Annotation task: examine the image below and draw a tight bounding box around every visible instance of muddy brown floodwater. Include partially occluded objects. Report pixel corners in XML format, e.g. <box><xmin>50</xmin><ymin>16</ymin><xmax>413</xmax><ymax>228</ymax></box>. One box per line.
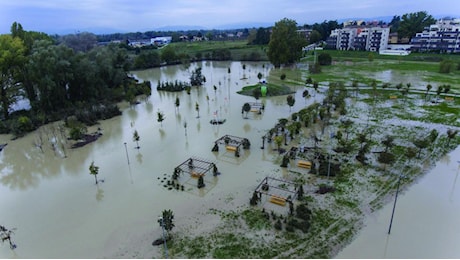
<box><xmin>0</xmin><ymin>61</ymin><xmax>459</xmax><ymax>258</ymax></box>
<box><xmin>0</xmin><ymin>61</ymin><xmax>311</xmax><ymax>258</ymax></box>
<box><xmin>336</xmin><ymin>145</ymin><xmax>460</xmax><ymax>258</ymax></box>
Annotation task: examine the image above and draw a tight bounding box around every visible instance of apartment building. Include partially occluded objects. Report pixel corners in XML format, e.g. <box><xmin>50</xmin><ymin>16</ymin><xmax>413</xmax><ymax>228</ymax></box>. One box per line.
<box><xmin>326</xmin><ymin>28</ymin><xmax>357</xmax><ymax>50</ymax></box>
<box><xmin>410</xmin><ymin>18</ymin><xmax>460</xmax><ymax>53</ymax></box>
<box><xmin>326</xmin><ymin>26</ymin><xmax>389</xmax><ymax>51</ymax></box>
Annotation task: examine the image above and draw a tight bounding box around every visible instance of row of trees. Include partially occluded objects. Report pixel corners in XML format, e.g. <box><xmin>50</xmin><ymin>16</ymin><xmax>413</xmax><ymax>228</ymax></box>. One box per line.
<box><xmin>1</xmin><ymin>22</ymin><xmax>149</xmax><ymax>135</ymax></box>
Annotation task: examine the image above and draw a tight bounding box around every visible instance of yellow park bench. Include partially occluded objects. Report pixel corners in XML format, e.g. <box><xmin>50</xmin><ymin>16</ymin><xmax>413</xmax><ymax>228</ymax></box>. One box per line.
<box><xmin>191</xmin><ymin>171</ymin><xmax>204</xmax><ymax>178</ymax></box>
<box><xmin>298</xmin><ymin>160</ymin><xmax>312</xmax><ymax>169</ymax></box>
<box><xmin>226</xmin><ymin>146</ymin><xmax>237</xmax><ymax>151</ymax></box>
<box><xmin>269</xmin><ymin>195</ymin><xmax>286</xmax><ymax>206</ymax></box>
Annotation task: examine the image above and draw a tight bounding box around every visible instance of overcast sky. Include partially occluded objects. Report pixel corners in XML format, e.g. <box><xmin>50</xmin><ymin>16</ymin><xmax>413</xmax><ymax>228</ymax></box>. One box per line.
<box><xmin>1</xmin><ymin>0</ymin><xmax>458</xmax><ymax>34</ymax></box>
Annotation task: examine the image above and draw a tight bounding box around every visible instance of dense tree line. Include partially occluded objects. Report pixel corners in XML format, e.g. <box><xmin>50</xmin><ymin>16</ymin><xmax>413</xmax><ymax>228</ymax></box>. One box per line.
<box><xmin>249</xmin><ymin>27</ymin><xmax>271</xmax><ymax>45</ymax></box>
<box><xmin>96</xmin><ymin>28</ymin><xmax>250</xmax><ymax>43</ymax></box>
<box><xmin>0</xmin><ymin>22</ymin><xmax>148</xmax><ymax>135</ymax></box>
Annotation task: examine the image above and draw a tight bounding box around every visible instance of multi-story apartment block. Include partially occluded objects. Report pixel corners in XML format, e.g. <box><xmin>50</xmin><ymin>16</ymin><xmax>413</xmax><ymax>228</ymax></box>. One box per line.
<box><xmin>326</xmin><ymin>26</ymin><xmax>389</xmax><ymax>51</ymax></box>
<box><xmin>326</xmin><ymin>28</ymin><xmax>357</xmax><ymax>50</ymax></box>
<box><xmin>410</xmin><ymin>18</ymin><xmax>460</xmax><ymax>53</ymax></box>
<box><xmin>297</xmin><ymin>29</ymin><xmax>313</xmax><ymax>42</ymax></box>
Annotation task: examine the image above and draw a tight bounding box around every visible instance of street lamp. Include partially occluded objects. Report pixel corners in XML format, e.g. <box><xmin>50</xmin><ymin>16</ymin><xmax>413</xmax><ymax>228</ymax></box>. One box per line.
<box><xmin>388</xmin><ymin>174</ymin><xmax>404</xmax><ymax>234</ymax></box>
<box><xmin>158</xmin><ymin>217</ymin><xmax>169</xmax><ymax>258</ymax></box>
<box><xmin>123</xmin><ymin>142</ymin><xmax>130</xmax><ymax>165</ymax></box>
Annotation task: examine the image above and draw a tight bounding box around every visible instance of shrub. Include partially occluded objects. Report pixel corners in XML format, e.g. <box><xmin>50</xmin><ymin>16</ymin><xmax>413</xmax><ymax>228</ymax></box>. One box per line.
<box><xmin>280</xmin><ymin>73</ymin><xmax>286</xmax><ymax>80</ymax></box>
<box><xmin>439</xmin><ymin>60</ymin><xmax>454</xmax><ymax>73</ymax></box>
<box><xmin>69</xmin><ymin>126</ymin><xmax>87</xmax><ymax>140</ymax></box>
<box><xmin>13</xmin><ymin>116</ymin><xmax>34</xmax><ymax>135</ymax></box>
<box><xmin>318</xmin><ymin>53</ymin><xmax>332</xmax><ymax>65</ymax></box>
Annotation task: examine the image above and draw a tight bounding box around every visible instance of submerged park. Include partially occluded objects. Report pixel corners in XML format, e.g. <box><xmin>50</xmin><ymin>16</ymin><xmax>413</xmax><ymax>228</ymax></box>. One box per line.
<box><xmin>1</xmin><ymin>46</ymin><xmax>460</xmax><ymax>257</ymax></box>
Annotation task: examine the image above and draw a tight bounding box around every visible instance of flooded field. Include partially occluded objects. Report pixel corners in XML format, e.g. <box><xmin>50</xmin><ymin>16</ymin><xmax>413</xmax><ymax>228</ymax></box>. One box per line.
<box><xmin>0</xmin><ymin>61</ymin><xmax>459</xmax><ymax>258</ymax></box>
<box><xmin>0</xmin><ymin>61</ymin><xmax>313</xmax><ymax>258</ymax></box>
<box><xmin>336</xmin><ymin>145</ymin><xmax>460</xmax><ymax>258</ymax></box>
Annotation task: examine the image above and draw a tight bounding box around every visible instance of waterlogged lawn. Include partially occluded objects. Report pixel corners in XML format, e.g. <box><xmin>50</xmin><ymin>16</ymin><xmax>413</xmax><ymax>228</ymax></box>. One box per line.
<box><xmin>164</xmin><ymin>54</ymin><xmax>460</xmax><ymax>259</ymax></box>
<box><xmin>305</xmin><ymin>57</ymin><xmax>460</xmax><ymax>90</ymax></box>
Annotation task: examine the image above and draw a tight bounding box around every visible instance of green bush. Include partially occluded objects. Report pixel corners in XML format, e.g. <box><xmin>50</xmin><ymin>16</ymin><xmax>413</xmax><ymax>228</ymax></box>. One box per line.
<box><xmin>69</xmin><ymin>125</ymin><xmax>87</xmax><ymax>140</ymax></box>
<box><xmin>318</xmin><ymin>53</ymin><xmax>332</xmax><ymax>65</ymax></box>
<box><xmin>439</xmin><ymin>60</ymin><xmax>454</xmax><ymax>73</ymax></box>
<box><xmin>13</xmin><ymin>116</ymin><xmax>34</xmax><ymax>135</ymax></box>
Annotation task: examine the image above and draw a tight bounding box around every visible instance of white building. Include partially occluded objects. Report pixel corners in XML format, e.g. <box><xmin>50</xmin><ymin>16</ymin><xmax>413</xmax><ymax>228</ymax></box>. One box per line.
<box><xmin>326</xmin><ymin>26</ymin><xmax>389</xmax><ymax>51</ymax></box>
<box><xmin>411</xmin><ymin>18</ymin><xmax>460</xmax><ymax>53</ymax></box>
<box><xmin>150</xmin><ymin>36</ymin><xmax>172</xmax><ymax>46</ymax></box>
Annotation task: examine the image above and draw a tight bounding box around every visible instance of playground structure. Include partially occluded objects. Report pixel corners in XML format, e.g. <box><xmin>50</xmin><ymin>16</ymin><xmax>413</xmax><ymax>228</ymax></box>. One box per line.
<box><xmin>169</xmin><ymin>156</ymin><xmax>220</xmax><ymax>191</ymax></box>
<box><xmin>254</xmin><ymin>176</ymin><xmax>298</xmax><ymax>208</ymax></box>
<box><xmin>211</xmin><ymin>135</ymin><xmax>251</xmax><ymax>157</ymax></box>
<box><xmin>173</xmin><ymin>156</ymin><xmax>219</xmax><ymax>178</ymax></box>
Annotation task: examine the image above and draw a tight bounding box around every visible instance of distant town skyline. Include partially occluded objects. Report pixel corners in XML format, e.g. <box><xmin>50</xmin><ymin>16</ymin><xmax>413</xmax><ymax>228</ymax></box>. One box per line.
<box><xmin>1</xmin><ymin>0</ymin><xmax>458</xmax><ymax>35</ymax></box>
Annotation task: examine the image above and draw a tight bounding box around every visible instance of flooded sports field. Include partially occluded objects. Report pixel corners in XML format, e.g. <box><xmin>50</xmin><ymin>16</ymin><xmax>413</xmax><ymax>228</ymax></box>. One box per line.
<box><xmin>1</xmin><ymin>61</ymin><xmax>459</xmax><ymax>258</ymax></box>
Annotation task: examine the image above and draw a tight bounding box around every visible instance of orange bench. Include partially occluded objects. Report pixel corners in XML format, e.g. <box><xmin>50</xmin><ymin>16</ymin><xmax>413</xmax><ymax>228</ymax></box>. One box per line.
<box><xmin>297</xmin><ymin>160</ymin><xmax>312</xmax><ymax>169</ymax></box>
<box><xmin>226</xmin><ymin>146</ymin><xmax>237</xmax><ymax>151</ymax></box>
<box><xmin>269</xmin><ymin>195</ymin><xmax>286</xmax><ymax>206</ymax></box>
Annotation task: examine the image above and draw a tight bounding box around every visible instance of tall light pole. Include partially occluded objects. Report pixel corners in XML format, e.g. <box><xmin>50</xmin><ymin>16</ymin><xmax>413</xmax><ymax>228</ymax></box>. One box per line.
<box><xmin>158</xmin><ymin>217</ymin><xmax>169</xmax><ymax>258</ymax></box>
<box><xmin>123</xmin><ymin>142</ymin><xmax>130</xmax><ymax>165</ymax></box>
<box><xmin>388</xmin><ymin>174</ymin><xmax>403</xmax><ymax>234</ymax></box>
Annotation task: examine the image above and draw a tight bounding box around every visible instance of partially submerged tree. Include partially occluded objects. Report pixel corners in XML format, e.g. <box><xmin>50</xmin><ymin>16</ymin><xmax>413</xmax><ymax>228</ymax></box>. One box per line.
<box><xmin>302</xmin><ymin>90</ymin><xmax>310</xmax><ymax>104</ymax></box>
<box><xmin>446</xmin><ymin>129</ymin><xmax>459</xmax><ymax>147</ymax></box>
<box><xmin>89</xmin><ymin>161</ymin><xmax>100</xmax><ymax>185</ymax></box>
<box><xmin>190</xmin><ymin>67</ymin><xmax>205</xmax><ymax>86</ymax></box>
<box><xmin>425</xmin><ymin>84</ymin><xmax>432</xmax><ymax>102</ymax></box>
<box><xmin>242</xmin><ymin>103</ymin><xmax>251</xmax><ymax>118</ymax></box>
<box><xmin>381</xmin><ymin>135</ymin><xmax>395</xmax><ymax>152</ymax></box>
<box><xmin>133</xmin><ymin>130</ymin><xmax>140</xmax><ymax>149</ymax></box>
<box><xmin>195</xmin><ymin>102</ymin><xmax>200</xmax><ymax>118</ymax></box>
<box><xmin>175</xmin><ymin>96</ymin><xmax>180</xmax><ymax>112</ymax></box>
<box><xmin>158</xmin><ymin>209</ymin><xmax>175</xmax><ymax>238</ymax></box>
<box><xmin>378</xmin><ymin>152</ymin><xmax>395</xmax><ymax>171</ymax></box>
<box><xmin>287</xmin><ymin>95</ymin><xmax>295</xmax><ymax>111</ymax></box>
<box><xmin>413</xmin><ymin>137</ymin><xmax>430</xmax><ymax>158</ymax></box>
<box><xmin>0</xmin><ymin>225</ymin><xmax>16</xmax><ymax>249</ymax></box>
<box><xmin>157</xmin><ymin>111</ymin><xmax>165</xmax><ymax>126</ymax></box>
<box><xmin>274</xmin><ymin>135</ymin><xmax>283</xmax><ymax>151</ymax></box>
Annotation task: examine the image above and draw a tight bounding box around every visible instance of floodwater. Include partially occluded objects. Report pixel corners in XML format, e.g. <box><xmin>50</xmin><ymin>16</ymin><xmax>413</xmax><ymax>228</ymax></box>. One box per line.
<box><xmin>0</xmin><ymin>60</ymin><xmax>459</xmax><ymax>258</ymax></box>
<box><xmin>0</xmin><ymin>61</ymin><xmax>316</xmax><ymax>258</ymax></box>
<box><xmin>373</xmin><ymin>69</ymin><xmax>429</xmax><ymax>90</ymax></box>
<box><xmin>336</xmin><ymin>145</ymin><xmax>460</xmax><ymax>259</ymax></box>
